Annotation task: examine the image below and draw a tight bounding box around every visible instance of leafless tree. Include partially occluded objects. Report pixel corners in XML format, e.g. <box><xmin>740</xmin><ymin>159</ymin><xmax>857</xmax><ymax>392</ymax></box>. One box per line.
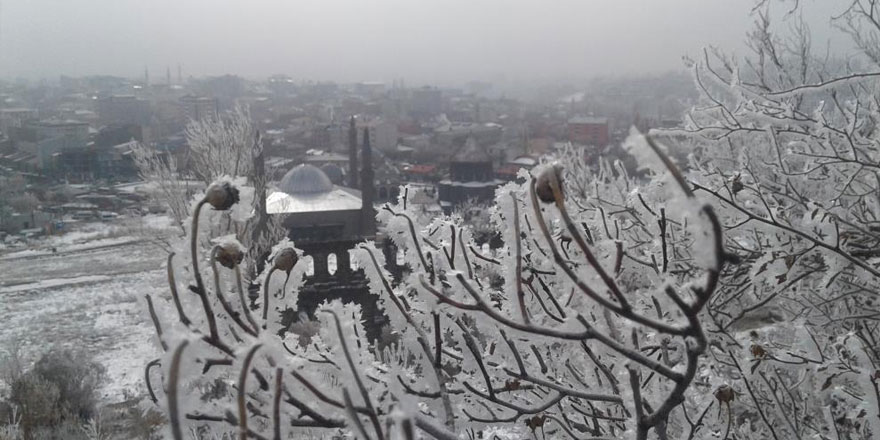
<box><xmin>142</xmin><ymin>129</ymin><xmax>734</xmax><ymax>440</ymax></box>
<box><xmin>659</xmin><ymin>1</ymin><xmax>880</xmax><ymax>438</ymax></box>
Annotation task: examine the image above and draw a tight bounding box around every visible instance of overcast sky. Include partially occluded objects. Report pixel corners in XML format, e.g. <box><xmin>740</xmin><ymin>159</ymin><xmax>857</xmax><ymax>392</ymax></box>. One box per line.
<box><xmin>0</xmin><ymin>0</ymin><xmax>849</xmax><ymax>84</ymax></box>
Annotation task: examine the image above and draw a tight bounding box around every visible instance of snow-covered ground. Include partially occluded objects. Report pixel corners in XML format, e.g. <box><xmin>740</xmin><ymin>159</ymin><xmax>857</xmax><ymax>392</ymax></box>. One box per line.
<box><xmin>0</xmin><ymin>217</ymin><xmax>175</xmax><ymax>403</ymax></box>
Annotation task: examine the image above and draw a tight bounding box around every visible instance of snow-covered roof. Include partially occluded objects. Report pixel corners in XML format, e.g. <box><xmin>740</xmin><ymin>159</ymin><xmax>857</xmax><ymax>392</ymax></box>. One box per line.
<box><xmin>278</xmin><ymin>164</ymin><xmax>334</xmax><ymax>195</ymax></box>
<box><xmin>269</xmin><ymin>163</ymin><xmax>362</xmax><ymax>213</ymax></box>
<box><xmin>438</xmin><ymin>179</ymin><xmax>503</xmax><ymax>188</ymax></box>
<box><xmin>509</xmin><ymin>156</ymin><xmax>537</xmax><ymax>166</ymax></box>
<box><xmin>266</xmin><ymin>188</ymin><xmax>362</xmax><ymax>214</ymax></box>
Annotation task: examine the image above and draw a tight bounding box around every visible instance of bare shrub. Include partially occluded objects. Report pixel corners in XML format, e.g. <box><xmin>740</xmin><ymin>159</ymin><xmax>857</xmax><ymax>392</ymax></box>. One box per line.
<box><xmin>1</xmin><ymin>348</ymin><xmax>105</xmax><ymax>439</ymax></box>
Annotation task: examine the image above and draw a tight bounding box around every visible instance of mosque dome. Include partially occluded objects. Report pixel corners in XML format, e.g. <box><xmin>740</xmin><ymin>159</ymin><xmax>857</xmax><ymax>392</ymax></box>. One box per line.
<box><xmin>278</xmin><ymin>164</ymin><xmax>333</xmax><ymax>195</ymax></box>
<box><xmin>320</xmin><ymin>164</ymin><xmax>345</xmax><ymax>185</ymax></box>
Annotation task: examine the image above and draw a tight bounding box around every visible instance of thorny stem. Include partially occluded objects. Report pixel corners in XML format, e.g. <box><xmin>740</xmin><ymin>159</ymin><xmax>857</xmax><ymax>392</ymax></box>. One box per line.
<box><xmin>166</xmin><ymin>253</ymin><xmax>191</xmax><ymax>326</ymax></box>
<box><xmin>262</xmin><ymin>267</ymin><xmax>277</xmax><ymax>328</ymax></box>
<box><xmin>238</xmin><ymin>343</ymin><xmax>262</xmax><ymax>440</ymax></box>
<box><xmin>529</xmin><ymin>178</ymin><xmax>689</xmax><ymax>336</ymax></box>
<box><xmin>235</xmin><ymin>264</ymin><xmax>260</xmax><ymax>333</ymax></box>
<box><xmin>190</xmin><ymin>199</ymin><xmax>220</xmax><ymax>341</ymax></box>
<box><xmin>210</xmin><ymin>247</ymin><xmax>258</xmax><ymax>337</ymax></box>
<box><xmin>167</xmin><ymin>340</ymin><xmax>189</xmax><ymax>440</ymax></box>
<box><xmin>324</xmin><ymin>310</ymin><xmax>386</xmax><ymax>440</ymax></box>
<box><xmin>144</xmin><ymin>358</ymin><xmax>161</xmax><ymax>403</ymax></box>
<box><xmin>273</xmin><ymin>368</ymin><xmax>283</xmax><ymax>440</ymax></box>
<box><xmin>511</xmin><ymin>192</ymin><xmax>530</xmax><ymax>324</ymax></box>
<box><xmin>144</xmin><ymin>295</ymin><xmax>168</xmax><ymax>351</ymax></box>
<box><xmin>363</xmin><ymin>245</ymin><xmax>457</xmax><ymax>430</ymax></box>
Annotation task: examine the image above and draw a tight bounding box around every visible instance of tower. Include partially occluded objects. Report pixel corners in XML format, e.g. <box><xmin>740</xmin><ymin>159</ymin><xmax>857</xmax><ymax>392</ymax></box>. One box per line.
<box><xmin>347</xmin><ymin>116</ymin><xmax>359</xmax><ymax>189</ymax></box>
<box><xmin>166</xmin><ymin>66</ymin><xmax>171</xmax><ymax>85</ymax></box>
<box><xmin>360</xmin><ymin>127</ymin><xmax>376</xmax><ymax>236</ymax></box>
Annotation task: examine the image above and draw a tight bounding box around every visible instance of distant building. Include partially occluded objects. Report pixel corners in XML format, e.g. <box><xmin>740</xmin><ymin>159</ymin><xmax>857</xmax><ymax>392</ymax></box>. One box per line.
<box><xmin>266</xmin><ymin>128</ymin><xmax>385</xmax><ymax>340</ymax></box>
<box><xmin>96</xmin><ymin>95</ymin><xmax>152</xmax><ymax>126</ymax></box>
<box><xmin>434</xmin><ymin>122</ymin><xmax>503</xmax><ymax>147</ymax></box>
<box><xmin>410</xmin><ymin>87</ymin><xmax>443</xmax><ymax>117</ymax></box>
<box><xmin>403</xmin><ymin>164</ymin><xmax>438</xmax><ymax>183</ymax></box>
<box><xmin>356</xmin><ymin>117</ymin><xmax>398</xmax><ymax>152</ymax></box>
<box><xmin>0</xmin><ymin>108</ymin><xmax>38</xmax><ymax>133</ymax></box>
<box><xmin>496</xmin><ymin>155</ymin><xmax>537</xmax><ymax>182</ymax></box>
<box><xmin>179</xmin><ymin>95</ymin><xmax>219</xmax><ymax>121</ymax></box>
<box><xmin>55</xmin><ymin>140</ymin><xmax>139</xmax><ymax>182</ymax></box>
<box><xmin>567</xmin><ymin>116</ymin><xmax>609</xmax><ymax>146</ymax></box>
<box><xmin>18</xmin><ymin>120</ymin><xmax>90</xmax><ymax>169</ymax></box>
<box><xmin>355</xmin><ymin>81</ymin><xmax>386</xmax><ymax>98</ymax></box>
<box><xmin>437</xmin><ymin>137</ymin><xmax>503</xmax><ymax>212</ymax></box>
<box><xmin>0</xmin><ymin>210</ymin><xmax>52</xmax><ymax>235</ymax></box>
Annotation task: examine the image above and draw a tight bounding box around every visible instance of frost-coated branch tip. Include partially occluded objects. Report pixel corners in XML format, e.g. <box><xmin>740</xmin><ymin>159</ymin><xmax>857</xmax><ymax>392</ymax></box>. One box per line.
<box><xmin>204</xmin><ymin>180</ymin><xmax>240</xmax><ymax>211</ymax></box>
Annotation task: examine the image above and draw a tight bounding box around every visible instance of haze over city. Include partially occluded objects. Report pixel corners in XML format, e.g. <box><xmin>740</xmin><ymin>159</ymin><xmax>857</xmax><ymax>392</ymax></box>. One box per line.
<box><xmin>0</xmin><ymin>0</ymin><xmax>850</xmax><ymax>83</ymax></box>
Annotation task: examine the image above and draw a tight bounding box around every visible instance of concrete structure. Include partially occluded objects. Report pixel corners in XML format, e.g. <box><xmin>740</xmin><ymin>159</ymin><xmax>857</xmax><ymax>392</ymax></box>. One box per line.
<box><xmin>356</xmin><ymin>117</ymin><xmax>398</xmax><ymax>152</ymax></box>
<box><xmin>411</xmin><ymin>87</ymin><xmax>443</xmax><ymax>117</ymax></box>
<box><xmin>179</xmin><ymin>95</ymin><xmax>219</xmax><ymax>121</ymax></box>
<box><xmin>55</xmin><ymin>140</ymin><xmax>139</xmax><ymax>181</ymax></box>
<box><xmin>266</xmin><ymin>129</ymin><xmax>383</xmax><ymax>339</ymax></box>
<box><xmin>96</xmin><ymin>95</ymin><xmax>152</xmax><ymax>126</ymax></box>
<box><xmin>19</xmin><ymin>120</ymin><xmax>90</xmax><ymax>168</ymax></box>
<box><xmin>0</xmin><ymin>108</ymin><xmax>38</xmax><ymax>133</ymax></box>
<box><xmin>438</xmin><ymin>137</ymin><xmax>503</xmax><ymax>212</ymax></box>
<box><xmin>567</xmin><ymin>116</ymin><xmax>609</xmax><ymax>146</ymax></box>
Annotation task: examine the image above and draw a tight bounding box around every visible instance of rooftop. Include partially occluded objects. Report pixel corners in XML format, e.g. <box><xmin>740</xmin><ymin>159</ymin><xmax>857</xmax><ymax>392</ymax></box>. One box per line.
<box><xmin>568</xmin><ymin>116</ymin><xmax>608</xmax><ymax>125</ymax></box>
<box><xmin>278</xmin><ymin>164</ymin><xmax>334</xmax><ymax>195</ymax></box>
<box><xmin>268</xmin><ymin>164</ymin><xmax>363</xmax><ymax>214</ymax></box>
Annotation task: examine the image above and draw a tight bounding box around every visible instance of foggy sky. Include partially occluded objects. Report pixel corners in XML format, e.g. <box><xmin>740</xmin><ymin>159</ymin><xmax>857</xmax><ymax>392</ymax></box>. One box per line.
<box><xmin>0</xmin><ymin>0</ymin><xmax>849</xmax><ymax>84</ymax></box>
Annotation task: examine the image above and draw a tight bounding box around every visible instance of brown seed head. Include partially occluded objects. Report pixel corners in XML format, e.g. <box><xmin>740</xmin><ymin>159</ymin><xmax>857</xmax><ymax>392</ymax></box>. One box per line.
<box><xmin>273</xmin><ymin>247</ymin><xmax>298</xmax><ymax>273</ymax></box>
<box><xmin>215</xmin><ymin>243</ymin><xmax>245</xmax><ymax>269</ymax></box>
<box><xmin>535</xmin><ymin>164</ymin><xmax>564</xmax><ymax>204</ymax></box>
<box><xmin>714</xmin><ymin>385</ymin><xmax>735</xmax><ymax>404</ymax></box>
<box><xmin>750</xmin><ymin>344</ymin><xmax>768</xmax><ymax>359</ymax></box>
<box><xmin>204</xmin><ymin>181</ymin><xmax>240</xmax><ymax>211</ymax></box>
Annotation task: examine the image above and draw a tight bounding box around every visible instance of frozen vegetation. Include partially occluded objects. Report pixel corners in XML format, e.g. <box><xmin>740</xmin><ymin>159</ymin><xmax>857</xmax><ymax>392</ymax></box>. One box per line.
<box><xmin>0</xmin><ymin>216</ymin><xmax>175</xmax><ymax>403</ymax></box>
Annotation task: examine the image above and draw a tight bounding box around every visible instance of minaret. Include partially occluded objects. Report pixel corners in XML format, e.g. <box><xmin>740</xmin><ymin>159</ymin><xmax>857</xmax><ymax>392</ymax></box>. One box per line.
<box><xmin>166</xmin><ymin>66</ymin><xmax>171</xmax><ymax>85</ymax></box>
<box><xmin>360</xmin><ymin>127</ymin><xmax>376</xmax><ymax>236</ymax></box>
<box><xmin>144</xmin><ymin>66</ymin><xmax>149</xmax><ymax>86</ymax></box>
<box><xmin>347</xmin><ymin>116</ymin><xmax>359</xmax><ymax>189</ymax></box>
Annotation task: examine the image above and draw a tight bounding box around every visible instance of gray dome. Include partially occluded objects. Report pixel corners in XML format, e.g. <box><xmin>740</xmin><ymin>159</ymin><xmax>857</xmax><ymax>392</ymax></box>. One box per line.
<box><xmin>321</xmin><ymin>164</ymin><xmax>345</xmax><ymax>185</ymax></box>
<box><xmin>278</xmin><ymin>164</ymin><xmax>333</xmax><ymax>195</ymax></box>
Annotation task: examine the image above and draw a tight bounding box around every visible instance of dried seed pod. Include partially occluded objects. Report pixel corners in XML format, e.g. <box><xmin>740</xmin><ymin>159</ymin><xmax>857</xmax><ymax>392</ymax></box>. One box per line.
<box><xmin>215</xmin><ymin>243</ymin><xmax>244</xmax><ymax>269</ymax></box>
<box><xmin>714</xmin><ymin>385</ymin><xmax>735</xmax><ymax>404</ymax></box>
<box><xmin>273</xmin><ymin>247</ymin><xmax>298</xmax><ymax>273</ymax></box>
<box><xmin>750</xmin><ymin>344</ymin><xmax>767</xmax><ymax>359</ymax></box>
<box><xmin>204</xmin><ymin>181</ymin><xmax>240</xmax><ymax>211</ymax></box>
<box><xmin>731</xmin><ymin>174</ymin><xmax>744</xmax><ymax>195</ymax></box>
<box><xmin>535</xmin><ymin>164</ymin><xmax>563</xmax><ymax>203</ymax></box>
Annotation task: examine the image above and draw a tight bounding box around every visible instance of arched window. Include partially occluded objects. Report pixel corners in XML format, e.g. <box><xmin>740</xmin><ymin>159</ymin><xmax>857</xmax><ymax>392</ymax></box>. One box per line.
<box><xmin>304</xmin><ymin>255</ymin><xmax>315</xmax><ymax>276</ymax></box>
<box><xmin>348</xmin><ymin>249</ymin><xmax>360</xmax><ymax>271</ymax></box>
<box><xmin>327</xmin><ymin>253</ymin><xmax>337</xmax><ymax>275</ymax></box>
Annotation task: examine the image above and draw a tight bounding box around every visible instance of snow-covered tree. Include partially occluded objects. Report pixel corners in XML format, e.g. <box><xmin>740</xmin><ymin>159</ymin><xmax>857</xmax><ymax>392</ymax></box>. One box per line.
<box><xmin>658</xmin><ymin>1</ymin><xmax>880</xmax><ymax>438</ymax></box>
<box><xmin>140</xmin><ymin>3</ymin><xmax>880</xmax><ymax>439</ymax></box>
<box><xmin>133</xmin><ymin>105</ymin><xmax>284</xmax><ymax>280</ymax></box>
<box><xmin>142</xmin><ymin>127</ymin><xmax>733</xmax><ymax>439</ymax></box>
